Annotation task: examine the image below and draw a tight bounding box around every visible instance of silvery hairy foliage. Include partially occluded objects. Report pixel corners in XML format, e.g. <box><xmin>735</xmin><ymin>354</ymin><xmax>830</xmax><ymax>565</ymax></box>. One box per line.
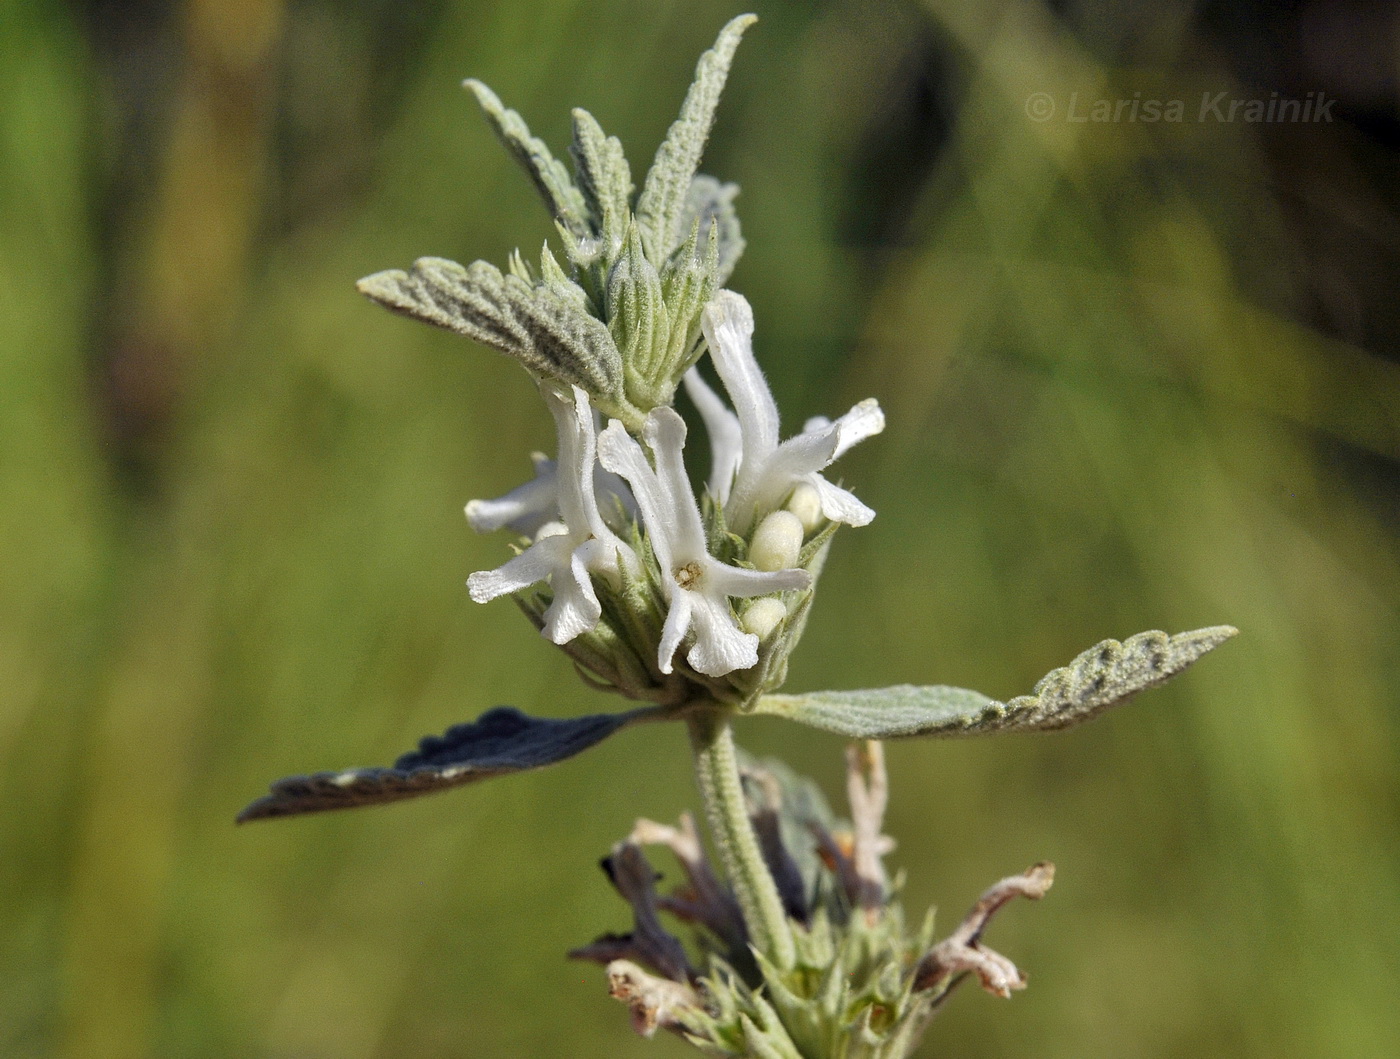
<box><xmin>241</xmin><ymin>16</ymin><xmax>1235</xmax><ymax>1056</ymax></box>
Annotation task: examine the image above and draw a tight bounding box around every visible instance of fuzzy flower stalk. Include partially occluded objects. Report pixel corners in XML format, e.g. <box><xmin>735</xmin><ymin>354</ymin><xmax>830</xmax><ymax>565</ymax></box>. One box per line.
<box><xmin>239</xmin><ymin>16</ymin><xmax>1237</xmax><ymax>1058</ymax></box>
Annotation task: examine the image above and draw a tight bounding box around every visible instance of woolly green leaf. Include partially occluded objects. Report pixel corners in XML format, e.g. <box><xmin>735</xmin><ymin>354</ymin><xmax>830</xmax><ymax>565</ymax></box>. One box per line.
<box><xmin>635</xmin><ymin>14</ymin><xmax>756</xmax><ymax>263</ymax></box>
<box><xmin>464</xmin><ymin>79</ymin><xmax>590</xmax><ymax>236</ymax></box>
<box><xmin>751</xmin><ymin>626</ymin><xmax>1238</xmax><ymax>740</ymax></box>
<box><xmin>357</xmin><ymin>256</ymin><xmax>624</xmax><ymax>402</ymax></box>
<box><xmin>238</xmin><ymin>705</ymin><xmax>668</xmax><ymax>821</ymax></box>
<box><xmin>570</xmin><ymin>108</ymin><xmax>633</xmax><ymax>258</ymax></box>
<box><xmin>681</xmin><ymin>175</ymin><xmax>745</xmax><ymax>285</ymax></box>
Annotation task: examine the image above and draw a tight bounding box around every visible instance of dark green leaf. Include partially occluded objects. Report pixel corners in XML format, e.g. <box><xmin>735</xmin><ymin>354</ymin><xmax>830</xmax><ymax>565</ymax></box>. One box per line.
<box><xmin>750</xmin><ymin>626</ymin><xmax>1238</xmax><ymax>740</ymax></box>
<box><xmin>238</xmin><ymin>705</ymin><xmax>667</xmax><ymax>822</ymax></box>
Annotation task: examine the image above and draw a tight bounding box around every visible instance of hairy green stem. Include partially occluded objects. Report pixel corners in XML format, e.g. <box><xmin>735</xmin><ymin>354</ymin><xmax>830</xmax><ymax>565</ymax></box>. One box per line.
<box><xmin>688</xmin><ymin>707</ymin><xmax>796</xmax><ymax>969</ymax></box>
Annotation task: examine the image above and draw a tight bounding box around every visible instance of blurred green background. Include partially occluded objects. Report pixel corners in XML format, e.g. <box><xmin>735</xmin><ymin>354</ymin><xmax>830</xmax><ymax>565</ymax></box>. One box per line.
<box><xmin>3</xmin><ymin>0</ymin><xmax>1398</xmax><ymax>1055</ymax></box>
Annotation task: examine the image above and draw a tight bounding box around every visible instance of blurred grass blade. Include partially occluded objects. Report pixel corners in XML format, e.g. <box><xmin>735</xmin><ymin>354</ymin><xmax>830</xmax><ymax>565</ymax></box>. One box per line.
<box><xmin>238</xmin><ymin>704</ymin><xmax>670</xmax><ymax>821</ymax></box>
<box><xmin>751</xmin><ymin>627</ymin><xmax>1238</xmax><ymax>739</ymax></box>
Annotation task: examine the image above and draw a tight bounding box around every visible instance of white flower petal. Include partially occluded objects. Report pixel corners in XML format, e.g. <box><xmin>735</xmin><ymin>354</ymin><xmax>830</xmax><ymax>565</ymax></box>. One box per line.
<box><xmin>706</xmin><ymin>562</ymin><xmax>810</xmax><ymax>599</ymax></box>
<box><xmin>467</xmin><ymin>535</ymin><xmax>571</xmax><ymax>603</ymax></box>
<box><xmin>726</xmin><ymin>427</ymin><xmax>837</xmax><ymax>532</ymax></box>
<box><xmin>534</xmin><ymin>520</ymin><xmax>568</xmax><ymax>541</ymax></box>
<box><xmin>541</xmin><ymin>549</ymin><xmax>603</xmax><ymax>644</ymax></box>
<box><xmin>469</xmin><ymin>387</ymin><xmax>638</xmax><ymax>646</ymax></box>
<box><xmin>598</xmin><ymin>420</ymin><xmax>678</xmax><ymax>576</ymax></box>
<box><xmin>683</xmin><ymin>368</ymin><xmax>743</xmax><ymax>504</ymax></box>
<box><xmin>685</xmin><ymin>594</ymin><xmax>759</xmax><ymax>677</ymax></box>
<box><xmin>572</xmin><ymin>535</ymin><xmax>624</xmax><ymax>586</ymax></box>
<box><xmin>656</xmin><ymin>589</ymin><xmax>693</xmax><ymax>675</ymax></box>
<box><xmin>465</xmin><ymin>464</ymin><xmax>558</xmax><ymax>534</ymax></box>
<box><xmin>546</xmin><ymin>386</ymin><xmax>590</xmax><ymax>525</ymax></box>
<box><xmin>702</xmin><ymin>290</ymin><xmax>779</xmax><ymax>458</ymax></box>
<box><xmin>595</xmin><ymin>419</ymin><xmax>648</xmax><ymax>483</ymax></box>
<box><xmin>830</xmin><ymin>398</ymin><xmax>885</xmax><ymax>459</ymax></box>
<box><xmin>642</xmin><ymin>408</ymin><xmax>708</xmax><ymax>561</ymax></box>
<box><xmin>807</xmin><ymin>473</ymin><xmax>876</xmax><ymax>527</ymax></box>
<box><xmin>767</xmin><ymin>426</ymin><xmax>840</xmax><ymax>476</ymax></box>
<box><xmin>701</xmin><ymin>290</ymin><xmax>882</xmax><ymax>533</ymax></box>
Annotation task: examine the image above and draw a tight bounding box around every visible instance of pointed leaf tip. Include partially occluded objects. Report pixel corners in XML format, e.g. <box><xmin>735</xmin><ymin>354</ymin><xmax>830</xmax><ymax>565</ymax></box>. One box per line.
<box><xmin>237</xmin><ymin>704</ymin><xmax>667</xmax><ymax>822</ymax></box>
<box><xmin>635</xmin><ymin>15</ymin><xmax>757</xmax><ymax>263</ymax></box>
<box><xmin>569</xmin><ymin>107</ymin><xmax>633</xmax><ymax>258</ymax></box>
<box><xmin>462</xmin><ymin>77</ymin><xmax>589</xmax><ymax>234</ymax></box>
<box><xmin>751</xmin><ymin>626</ymin><xmax>1238</xmax><ymax>740</ymax></box>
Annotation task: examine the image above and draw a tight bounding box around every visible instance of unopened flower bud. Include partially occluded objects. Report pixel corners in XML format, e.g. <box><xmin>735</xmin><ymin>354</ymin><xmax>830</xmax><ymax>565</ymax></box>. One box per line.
<box><xmin>750</xmin><ymin>510</ymin><xmax>804</xmax><ymax>572</ymax></box>
<box><xmin>786</xmin><ymin>482</ymin><xmax>824</xmax><ymax>533</ymax></box>
<box><xmin>740</xmin><ymin>597</ymin><xmax>787</xmax><ymax>639</ymax></box>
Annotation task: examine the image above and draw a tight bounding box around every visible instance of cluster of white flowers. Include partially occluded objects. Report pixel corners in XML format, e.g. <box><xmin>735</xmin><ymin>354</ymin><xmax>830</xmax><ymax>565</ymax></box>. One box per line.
<box><xmin>465</xmin><ymin>290</ymin><xmax>884</xmax><ymax>680</ymax></box>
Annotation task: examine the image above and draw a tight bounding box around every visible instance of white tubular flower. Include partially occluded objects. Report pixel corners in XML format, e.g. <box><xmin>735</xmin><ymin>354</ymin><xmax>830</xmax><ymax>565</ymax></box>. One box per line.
<box><xmin>464</xmin><ymin>452</ymin><xmax>558</xmax><ymax>536</ymax></box>
<box><xmin>597</xmin><ymin>408</ymin><xmax>811</xmax><ymax>678</ymax></box>
<box><xmin>701</xmin><ymin>290</ymin><xmax>885</xmax><ymax>535</ymax></box>
<box><xmin>465</xmin><ymin>417</ymin><xmax>634</xmax><ymax>536</ymax></box>
<box><xmin>467</xmin><ymin>386</ymin><xmax>637</xmax><ymax>645</ymax></box>
<box><xmin>681</xmin><ymin>367</ymin><xmax>742</xmax><ymax>505</ymax></box>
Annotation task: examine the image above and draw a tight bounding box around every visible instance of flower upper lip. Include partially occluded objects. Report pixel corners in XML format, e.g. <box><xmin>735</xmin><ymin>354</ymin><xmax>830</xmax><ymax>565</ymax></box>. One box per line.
<box><xmin>696</xmin><ymin>290</ymin><xmax>885</xmax><ymax>534</ymax></box>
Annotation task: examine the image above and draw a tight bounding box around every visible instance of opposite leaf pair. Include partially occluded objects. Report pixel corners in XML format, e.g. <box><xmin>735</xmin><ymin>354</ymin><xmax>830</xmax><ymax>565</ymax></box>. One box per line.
<box><xmin>238</xmin><ymin>625</ymin><xmax>1236</xmax><ymax>821</ymax></box>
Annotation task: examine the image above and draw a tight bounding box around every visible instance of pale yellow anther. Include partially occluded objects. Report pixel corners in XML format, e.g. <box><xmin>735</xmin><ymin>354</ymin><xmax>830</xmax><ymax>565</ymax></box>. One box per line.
<box><xmin>750</xmin><ymin>510</ymin><xmax>804</xmax><ymax>572</ymax></box>
<box><xmin>674</xmin><ymin>560</ymin><xmax>704</xmax><ymax>591</ymax></box>
<box><xmin>740</xmin><ymin>597</ymin><xmax>787</xmax><ymax>640</ymax></box>
<box><xmin>785</xmin><ymin>483</ymin><xmax>824</xmax><ymax>534</ymax></box>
